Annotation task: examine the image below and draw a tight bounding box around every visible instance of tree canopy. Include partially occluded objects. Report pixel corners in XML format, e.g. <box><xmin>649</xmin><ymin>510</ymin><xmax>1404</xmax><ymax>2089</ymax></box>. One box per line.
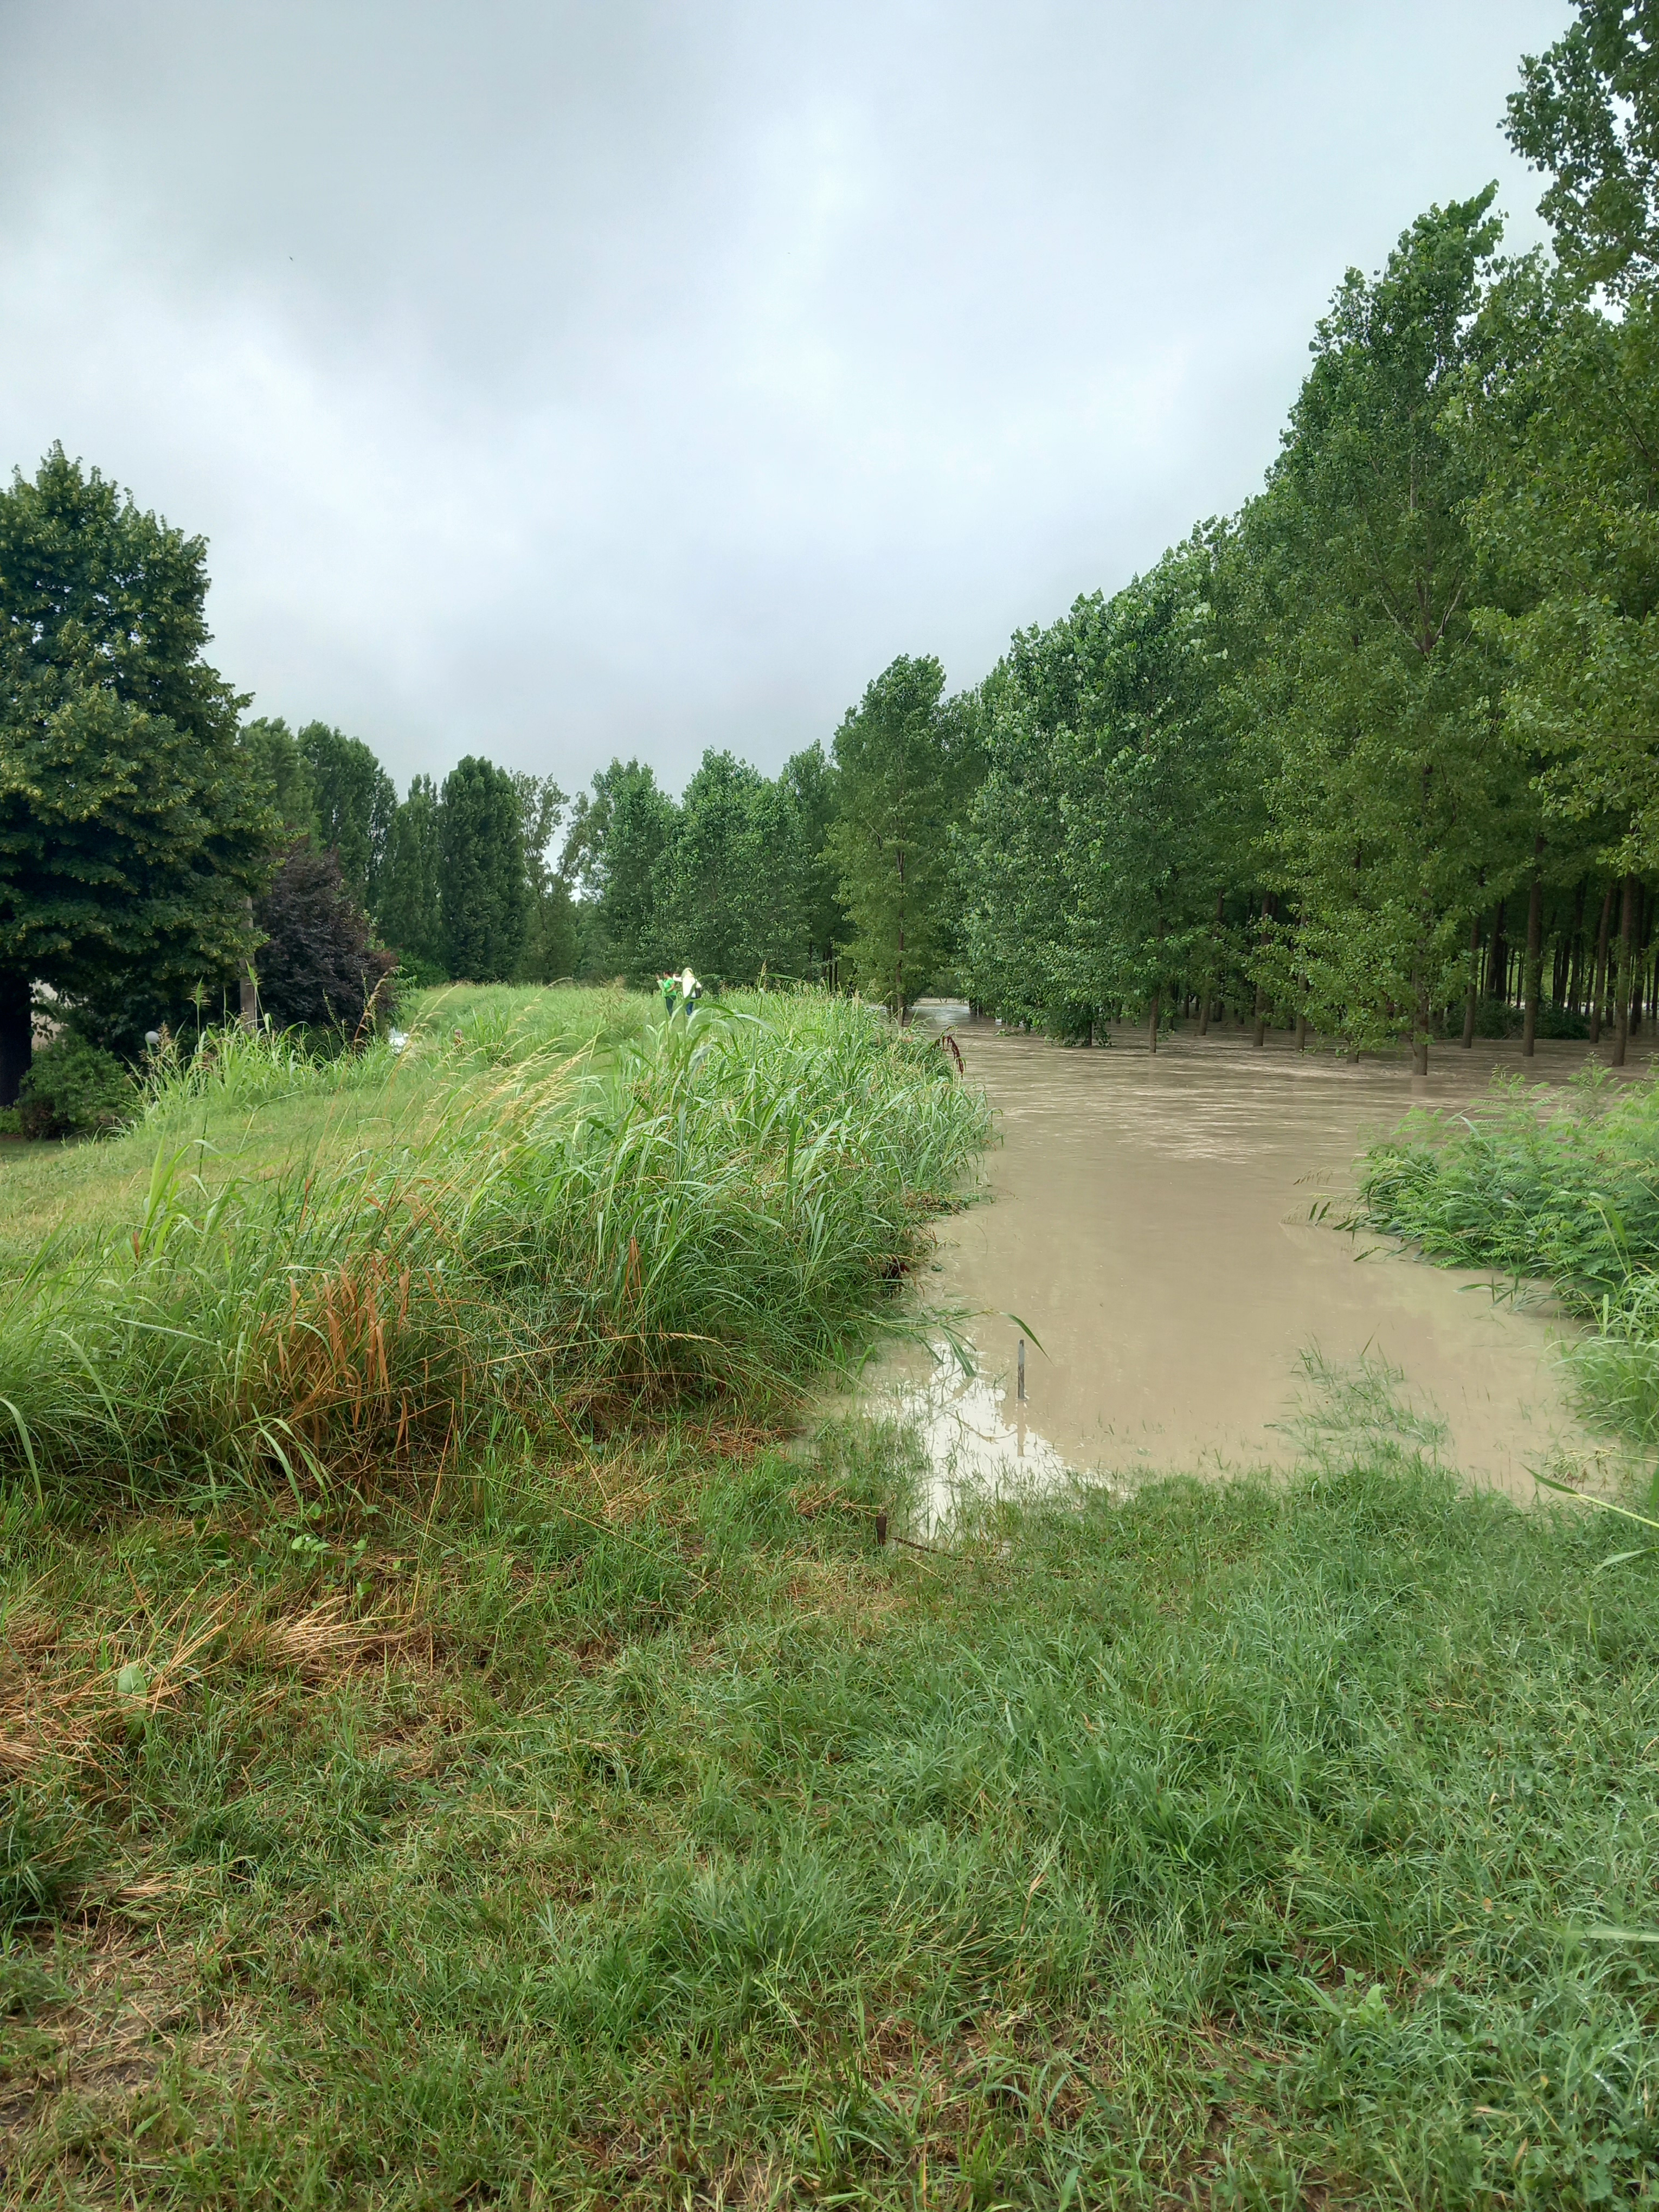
<box><xmin>0</xmin><ymin>447</ymin><xmax>274</xmax><ymax>1096</ymax></box>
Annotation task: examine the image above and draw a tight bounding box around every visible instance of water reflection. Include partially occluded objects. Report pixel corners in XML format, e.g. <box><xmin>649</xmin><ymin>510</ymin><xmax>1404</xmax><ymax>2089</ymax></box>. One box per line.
<box><xmin>875</xmin><ymin>1346</ymin><xmax>1072</xmax><ymax>1529</ymax></box>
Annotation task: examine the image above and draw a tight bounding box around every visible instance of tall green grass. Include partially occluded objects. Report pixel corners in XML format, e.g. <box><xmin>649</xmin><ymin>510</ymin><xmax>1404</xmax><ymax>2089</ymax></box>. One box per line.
<box><xmin>1360</xmin><ymin>1068</ymin><xmax>1659</xmax><ymax>1440</ymax></box>
<box><xmin>0</xmin><ymin>994</ymin><xmax>987</xmax><ymax>1494</ymax></box>
<box><xmin>132</xmin><ymin>981</ymin><xmax>656</xmax><ymax>1131</ymax></box>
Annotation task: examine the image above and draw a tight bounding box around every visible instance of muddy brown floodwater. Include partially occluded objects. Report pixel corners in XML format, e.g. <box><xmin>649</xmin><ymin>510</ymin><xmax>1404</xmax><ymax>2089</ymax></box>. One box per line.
<box><xmin>857</xmin><ymin>1008</ymin><xmax>1644</xmax><ymax>1521</ymax></box>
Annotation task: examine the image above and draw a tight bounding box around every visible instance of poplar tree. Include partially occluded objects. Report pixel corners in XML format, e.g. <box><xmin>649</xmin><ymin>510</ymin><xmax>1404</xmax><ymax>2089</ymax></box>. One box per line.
<box><xmin>566</xmin><ymin>760</ymin><xmax>680</xmax><ymax>983</ymax></box>
<box><xmin>1248</xmin><ymin>194</ymin><xmax>1518</xmax><ymax>1070</ymax></box>
<box><xmin>655</xmin><ymin>750</ymin><xmax>809</xmax><ymax>983</ymax></box>
<box><xmin>299</xmin><ymin>722</ymin><xmax>396</xmax><ymax>909</ymax></box>
<box><xmin>377</xmin><ymin>773</ymin><xmax>444</xmax><ymax>970</ymax></box>
<box><xmin>1507</xmin><ymin>0</ymin><xmax>1659</xmax><ymax>297</ymax></box>
<box><xmin>438</xmin><ymin>756</ymin><xmax>526</xmax><ymax>981</ymax></box>
<box><xmin>828</xmin><ymin>655</ymin><xmax>972</xmax><ymax>1014</ymax></box>
<box><xmin>780</xmin><ymin>742</ymin><xmax>847</xmax><ymax>979</ymax></box>
<box><xmin>242</xmin><ymin>716</ymin><xmax>316</xmax><ymax>833</ymax></box>
<box><xmin>510</xmin><ymin>770</ymin><xmax>579</xmax><ymax>983</ymax></box>
<box><xmin>1466</xmin><ymin>293</ymin><xmax>1659</xmax><ymax>1060</ymax></box>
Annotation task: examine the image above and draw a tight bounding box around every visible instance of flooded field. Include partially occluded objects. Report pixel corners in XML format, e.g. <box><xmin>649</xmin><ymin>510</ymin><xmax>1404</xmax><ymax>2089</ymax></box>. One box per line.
<box><xmin>860</xmin><ymin>1011</ymin><xmax>1646</xmax><ymax>1518</ymax></box>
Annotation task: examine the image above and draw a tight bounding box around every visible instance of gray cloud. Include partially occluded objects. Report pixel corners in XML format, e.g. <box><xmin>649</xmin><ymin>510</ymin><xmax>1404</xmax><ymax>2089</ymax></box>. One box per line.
<box><xmin>0</xmin><ymin>1</ymin><xmax>1570</xmax><ymax>794</ymax></box>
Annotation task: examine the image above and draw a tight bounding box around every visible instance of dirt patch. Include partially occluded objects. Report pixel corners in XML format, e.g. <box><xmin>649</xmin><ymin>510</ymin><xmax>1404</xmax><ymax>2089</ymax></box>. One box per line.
<box><xmin>781</xmin><ymin>1558</ymin><xmax>910</xmax><ymax>1630</ymax></box>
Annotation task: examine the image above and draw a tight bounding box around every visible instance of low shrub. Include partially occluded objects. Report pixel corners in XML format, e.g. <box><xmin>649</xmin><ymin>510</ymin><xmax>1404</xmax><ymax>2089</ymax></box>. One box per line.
<box><xmin>16</xmin><ymin>1036</ymin><xmax>135</xmax><ymax>1141</ymax></box>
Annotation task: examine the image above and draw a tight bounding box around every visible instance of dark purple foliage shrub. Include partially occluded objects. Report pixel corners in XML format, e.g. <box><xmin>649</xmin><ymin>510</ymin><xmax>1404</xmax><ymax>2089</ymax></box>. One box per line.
<box><xmin>255</xmin><ymin>840</ymin><xmax>396</xmax><ymax>1031</ymax></box>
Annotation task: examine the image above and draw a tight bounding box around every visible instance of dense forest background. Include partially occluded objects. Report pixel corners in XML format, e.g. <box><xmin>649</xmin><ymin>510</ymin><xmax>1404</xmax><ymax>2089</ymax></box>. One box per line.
<box><xmin>8</xmin><ymin>1</ymin><xmax>1659</xmax><ymax>1091</ymax></box>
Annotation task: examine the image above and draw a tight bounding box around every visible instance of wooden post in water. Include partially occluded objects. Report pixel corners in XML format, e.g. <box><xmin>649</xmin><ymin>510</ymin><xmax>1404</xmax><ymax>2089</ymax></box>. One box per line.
<box><xmin>1017</xmin><ymin>1337</ymin><xmax>1026</xmax><ymax>1404</ymax></box>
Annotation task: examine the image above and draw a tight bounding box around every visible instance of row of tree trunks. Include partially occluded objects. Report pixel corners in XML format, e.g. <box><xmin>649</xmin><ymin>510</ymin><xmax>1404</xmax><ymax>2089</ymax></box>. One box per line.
<box><xmin>1134</xmin><ymin>873</ymin><xmax>1659</xmax><ymax>1060</ymax></box>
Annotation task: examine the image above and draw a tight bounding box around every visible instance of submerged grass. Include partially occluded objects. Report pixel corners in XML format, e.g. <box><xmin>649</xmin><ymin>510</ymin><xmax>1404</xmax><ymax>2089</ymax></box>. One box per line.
<box><xmin>1360</xmin><ymin>1067</ymin><xmax>1659</xmax><ymax>1445</ymax></box>
<box><xmin>4</xmin><ymin>1405</ymin><xmax>1658</xmax><ymax>2204</ymax></box>
<box><xmin>0</xmin><ymin>993</ymin><xmax>987</xmax><ymax>1495</ymax></box>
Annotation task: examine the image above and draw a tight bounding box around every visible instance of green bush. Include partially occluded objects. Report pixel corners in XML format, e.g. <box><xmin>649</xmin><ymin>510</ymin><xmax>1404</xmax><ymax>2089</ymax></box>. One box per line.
<box><xmin>17</xmin><ymin>1035</ymin><xmax>136</xmax><ymax>1140</ymax></box>
<box><xmin>391</xmin><ymin>954</ymin><xmax>448</xmax><ymax>991</ymax></box>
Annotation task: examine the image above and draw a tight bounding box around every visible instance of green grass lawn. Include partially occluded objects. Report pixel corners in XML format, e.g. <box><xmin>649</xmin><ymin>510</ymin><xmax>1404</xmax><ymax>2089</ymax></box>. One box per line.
<box><xmin>0</xmin><ymin>985</ymin><xmax>652</xmax><ymax>1258</ymax></box>
<box><xmin>4</xmin><ymin>998</ymin><xmax>1658</xmax><ymax>2207</ymax></box>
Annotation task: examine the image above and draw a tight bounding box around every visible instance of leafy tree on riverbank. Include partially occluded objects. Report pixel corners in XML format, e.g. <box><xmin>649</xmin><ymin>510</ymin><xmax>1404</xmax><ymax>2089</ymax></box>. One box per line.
<box><xmin>0</xmin><ymin>448</ymin><xmax>274</xmax><ymax>1101</ymax></box>
<box><xmin>1242</xmin><ymin>193</ymin><xmax>1525</xmax><ymax>1069</ymax></box>
<box><xmin>781</xmin><ymin>740</ymin><xmax>847</xmax><ymax>979</ymax></box>
<box><xmin>300</xmin><ymin>722</ymin><xmax>396</xmax><ymax>909</ymax></box>
<box><xmin>511</xmin><ymin>770</ymin><xmax>580</xmax><ymax>982</ymax></box>
<box><xmin>655</xmin><ymin>749</ymin><xmax>810</xmax><ymax>983</ymax></box>
<box><xmin>1506</xmin><ymin>0</ymin><xmax>1659</xmax><ymax>298</ymax></box>
<box><xmin>829</xmin><ymin>654</ymin><xmax>979</xmax><ymax>1013</ymax></box>
<box><xmin>960</xmin><ymin>539</ymin><xmax>1243</xmax><ymax>1046</ymax></box>
<box><xmin>376</xmin><ymin>772</ymin><xmax>444</xmax><ymax>972</ymax></box>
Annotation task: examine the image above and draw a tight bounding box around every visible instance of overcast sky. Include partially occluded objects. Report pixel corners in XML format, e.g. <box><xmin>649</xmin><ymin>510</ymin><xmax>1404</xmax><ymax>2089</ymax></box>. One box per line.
<box><xmin>0</xmin><ymin>1</ymin><xmax>1572</xmax><ymax>796</ymax></box>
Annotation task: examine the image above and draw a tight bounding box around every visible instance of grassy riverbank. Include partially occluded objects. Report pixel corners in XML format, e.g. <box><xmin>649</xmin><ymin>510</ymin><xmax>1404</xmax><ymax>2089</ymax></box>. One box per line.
<box><xmin>1361</xmin><ymin>1068</ymin><xmax>1659</xmax><ymax>1447</ymax></box>
<box><xmin>5</xmin><ymin>1006</ymin><xmax>1659</xmax><ymax>2205</ymax></box>
<box><xmin>0</xmin><ymin>989</ymin><xmax>985</xmax><ymax>1494</ymax></box>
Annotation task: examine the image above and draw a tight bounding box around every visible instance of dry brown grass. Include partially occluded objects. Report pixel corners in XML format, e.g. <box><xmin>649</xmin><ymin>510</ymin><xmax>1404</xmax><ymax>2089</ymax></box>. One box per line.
<box><xmin>0</xmin><ymin>1586</ymin><xmax>425</xmax><ymax>1778</ymax></box>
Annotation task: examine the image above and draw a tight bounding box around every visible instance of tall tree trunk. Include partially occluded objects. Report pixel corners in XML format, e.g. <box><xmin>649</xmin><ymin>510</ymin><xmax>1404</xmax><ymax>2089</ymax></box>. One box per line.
<box><xmin>1567</xmin><ymin>879</ymin><xmax>1587</xmax><ymax>1014</ymax></box>
<box><xmin>240</xmin><ymin>896</ymin><xmax>259</xmax><ymax>1032</ymax></box>
<box><xmin>1615</xmin><ymin>874</ymin><xmax>1638</xmax><ymax>1068</ymax></box>
<box><xmin>1295</xmin><ymin>1011</ymin><xmax>1308</xmax><ymax>1051</ymax></box>
<box><xmin>1486</xmin><ymin>898</ymin><xmax>1507</xmax><ymax>1003</ymax></box>
<box><xmin>0</xmin><ymin>972</ymin><xmax>30</xmax><ymax>1108</ymax></box>
<box><xmin>1590</xmin><ymin>884</ymin><xmax>1613</xmax><ymax>1044</ymax></box>
<box><xmin>1522</xmin><ymin>837</ymin><xmax>1545</xmax><ymax>1058</ymax></box>
<box><xmin>1462</xmin><ymin>911</ymin><xmax>1481</xmax><ymax>1047</ymax></box>
<box><xmin>1636</xmin><ymin>884</ymin><xmax>1651</xmax><ymax>1037</ymax></box>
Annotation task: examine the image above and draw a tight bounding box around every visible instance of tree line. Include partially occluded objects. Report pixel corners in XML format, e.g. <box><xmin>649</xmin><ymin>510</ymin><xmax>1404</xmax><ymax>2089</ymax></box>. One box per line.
<box><xmin>940</xmin><ymin>2</ymin><xmax>1659</xmax><ymax>1072</ymax></box>
<box><xmin>574</xmin><ymin>4</ymin><xmax>1659</xmax><ymax>1072</ymax></box>
<box><xmin>0</xmin><ymin>449</ymin><xmax>983</xmax><ymax>1104</ymax></box>
<box><xmin>5</xmin><ymin>2</ymin><xmax>1657</xmax><ymax>1105</ymax></box>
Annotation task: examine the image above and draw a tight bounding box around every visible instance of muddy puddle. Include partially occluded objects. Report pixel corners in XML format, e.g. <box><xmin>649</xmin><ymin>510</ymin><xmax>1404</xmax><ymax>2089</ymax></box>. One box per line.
<box><xmin>847</xmin><ymin>1008</ymin><xmax>1642</xmax><ymax>1524</ymax></box>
